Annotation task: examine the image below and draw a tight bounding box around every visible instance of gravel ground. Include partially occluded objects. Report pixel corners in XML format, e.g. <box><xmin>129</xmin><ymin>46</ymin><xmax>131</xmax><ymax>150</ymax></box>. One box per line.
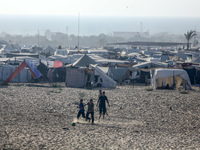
<box><xmin>0</xmin><ymin>83</ymin><xmax>200</xmax><ymax>149</ymax></box>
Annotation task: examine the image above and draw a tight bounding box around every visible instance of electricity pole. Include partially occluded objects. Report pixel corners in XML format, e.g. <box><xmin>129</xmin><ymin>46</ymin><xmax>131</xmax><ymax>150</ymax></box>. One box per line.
<box><xmin>78</xmin><ymin>12</ymin><xmax>80</xmax><ymax>49</ymax></box>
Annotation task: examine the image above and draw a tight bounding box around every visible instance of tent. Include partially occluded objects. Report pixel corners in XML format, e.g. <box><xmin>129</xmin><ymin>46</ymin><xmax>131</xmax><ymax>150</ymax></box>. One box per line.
<box><xmin>195</xmin><ymin>67</ymin><xmax>200</xmax><ymax>84</ymax></box>
<box><xmin>183</xmin><ymin>67</ymin><xmax>195</xmax><ymax>84</ymax></box>
<box><xmin>65</xmin><ymin>68</ymin><xmax>87</xmax><ymax>88</ymax></box>
<box><xmin>72</xmin><ymin>54</ymin><xmax>96</xmax><ymax>67</ymax></box>
<box><xmin>90</xmin><ymin>64</ymin><xmax>116</xmax><ymax>88</ymax></box>
<box><xmin>108</xmin><ymin>68</ymin><xmax>127</xmax><ymax>82</ymax></box>
<box><xmin>43</xmin><ymin>46</ymin><xmax>56</xmax><ymax>55</ymax></box>
<box><xmin>132</xmin><ymin>61</ymin><xmax>168</xmax><ymax>69</ymax></box>
<box><xmin>65</xmin><ymin>54</ymin><xmax>96</xmax><ymax>88</ymax></box>
<box><xmin>192</xmin><ymin>56</ymin><xmax>200</xmax><ymax>63</ymax></box>
<box><xmin>151</xmin><ymin>69</ymin><xmax>192</xmax><ymax>90</ymax></box>
<box><xmin>3</xmin><ymin>60</ymin><xmax>42</xmax><ymax>84</ymax></box>
<box><xmin>0</xmin><ymin>65</ymin><xmax>32</xmax><ymax>83</ymax></box>
<box><xmin>151</xmin><ymin>69</ymin><xmax>193</xmax><ymax>89</ymax></box>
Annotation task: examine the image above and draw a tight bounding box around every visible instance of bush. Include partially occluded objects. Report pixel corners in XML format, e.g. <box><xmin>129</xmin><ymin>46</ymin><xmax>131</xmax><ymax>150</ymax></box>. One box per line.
<box><xmin>78</xmin><ymin>92</ymin><xmax>85</xmax><ymax>99</ymax></box>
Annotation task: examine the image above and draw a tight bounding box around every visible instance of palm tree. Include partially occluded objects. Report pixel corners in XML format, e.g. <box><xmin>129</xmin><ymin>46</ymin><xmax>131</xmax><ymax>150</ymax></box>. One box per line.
<box><xmin>184</xmin><ymin>30</ymin><xmax>196</xmax><ymax>50</ymax></box>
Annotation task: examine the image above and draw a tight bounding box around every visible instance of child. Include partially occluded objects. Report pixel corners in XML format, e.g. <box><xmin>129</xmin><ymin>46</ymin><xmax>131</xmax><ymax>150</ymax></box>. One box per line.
<box><xmin>97</xmin><ymin>91</ymin><xmax>110</xmax><ymax>119</ymax></box>
<box><xmin>77</xmin><ymin>99</ymin><xmax>86</xmax><ymax>119</ymax></box>
<box><xmin>86</xmin><ymin>99</ymin><xmax>94</xmax><ymax>124</ymax></box>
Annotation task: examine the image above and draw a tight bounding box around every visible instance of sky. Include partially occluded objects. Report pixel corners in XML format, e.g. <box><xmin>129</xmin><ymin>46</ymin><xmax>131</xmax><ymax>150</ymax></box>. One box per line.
<box><xmin>1</xmin><ymin>0</ymin><xmax>200</xmax><ymax>17</ymax></box>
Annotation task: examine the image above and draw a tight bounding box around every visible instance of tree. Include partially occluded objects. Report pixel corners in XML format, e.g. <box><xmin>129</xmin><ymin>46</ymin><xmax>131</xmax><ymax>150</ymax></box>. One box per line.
<box><xmin>184</xmin><ymin>30</ymin><xmax>196</xmax><ymax>50</ymax></box>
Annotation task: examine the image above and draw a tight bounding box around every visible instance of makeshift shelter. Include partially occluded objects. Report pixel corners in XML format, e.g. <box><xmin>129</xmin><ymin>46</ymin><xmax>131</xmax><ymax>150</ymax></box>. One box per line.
<box><xmin>108</xmin><ymin>68</ymin><xmax>127</xmax><ymax>82</ymax></box>
<box><xmin>195</xmin><ymin>67</ymin><xmax>200</xmax><ymax>84</ymax></box>
<box><xmin>192</xmin><ymin>56</ymin><xmax>200</xmax><ymax>63</ymax></box>
<box><xmin>138</xmin><ymin>69</ymin><xmax>151</xmax><ymax>84</ymax></box>
<box><xmin>183</xmin><ymin>67</ymin><xmax>196</xmax><ymax>84</ymax></box>
<box><xmin>0</xmin><ymin>65</ymin><xmax>32</xmax><ymax>83</ymax></box>
<box><xmin>132</xmin><ymin>61</ymin><xmax>168</xmax><ymax>69</ymax></box>
<box><xmin>43</xmin><ymin>46</ymin><xmax>56</xmax><ymax>55</ymax></box>
<box><xmin>90</xmin><ymin>64</ymin><xmax>116</xmax><ymax>88</ymax></box>
<box><xmin>37</xmin><ymin>62</ymin><xmax>49</xmax><ymax>79</ymax></box>
<box><xmin>3</xmin><ymin>60</ymin><xmax>42</xmax><ymax>84</ymax></box>
<box><xmin>65</xmin><ymin>54</ymin><xmax>96</xmax><ymax>88</ymax></box>
<box><xmin>151</xmin><ymin>69</ymin><xmax>192</xmax><ymax>90</ymax></box>
<box><xmin>65</xmin><ymin>67</ymin><xmax>87</xmax><ymax>88</ymax></box>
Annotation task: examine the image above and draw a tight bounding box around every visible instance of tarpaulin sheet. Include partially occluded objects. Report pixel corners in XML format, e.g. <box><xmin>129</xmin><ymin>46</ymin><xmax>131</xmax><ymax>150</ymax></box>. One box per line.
<box><xmin>26</xmin><ymin>60</ymin><xmax>42</xmax><ymax>79</ymax></box>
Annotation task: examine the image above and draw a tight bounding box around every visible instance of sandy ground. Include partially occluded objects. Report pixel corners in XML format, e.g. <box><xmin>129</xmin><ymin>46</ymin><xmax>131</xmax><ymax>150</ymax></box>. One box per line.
<box><xmin>0</xmin><ymin>83</ymin><xmax>200</xmax><ymax>150</ymax></box>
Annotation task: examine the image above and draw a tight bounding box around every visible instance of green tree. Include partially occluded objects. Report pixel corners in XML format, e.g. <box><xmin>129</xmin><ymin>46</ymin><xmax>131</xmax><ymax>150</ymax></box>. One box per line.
<box><xmin>184</xmin><ymin>30</ymin><xmax>196</xmax><ymax>50</ymax></box>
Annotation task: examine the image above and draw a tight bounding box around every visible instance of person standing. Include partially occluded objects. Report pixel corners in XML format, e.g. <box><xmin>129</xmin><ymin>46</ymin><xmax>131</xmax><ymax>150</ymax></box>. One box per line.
<box><xmin>97</xmin><ymin>91</ymin><xmax>110</xmax><ymax>119</ymax></box>
<box><xmin>98</xmin><ymin>89</ymin><xmax>102</xmax><ymax>99</ymax></box>
<box><xmin>86</xmin><ymin>99</ymin><xmax>94</xmax><ymax>124</ymax></box>
<box><xmin>77</xmin><ymin>99</ymin><xmax>86</xmax><ymax>120</ymax></box>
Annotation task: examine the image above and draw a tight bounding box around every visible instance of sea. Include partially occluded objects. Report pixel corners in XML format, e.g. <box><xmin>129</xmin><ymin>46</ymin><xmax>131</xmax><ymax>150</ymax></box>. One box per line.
<box><xmin>0</xmin><ymin>14</ymin><xmax>199</xmax><ymax>36</ymax></box>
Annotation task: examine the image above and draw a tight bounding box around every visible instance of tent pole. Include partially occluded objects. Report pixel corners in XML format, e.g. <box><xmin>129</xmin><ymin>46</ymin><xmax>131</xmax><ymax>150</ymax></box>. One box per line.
<box><xmin>42</xmin><ymin>74</ymin><xmax>52</xmax><ymax>86</ymax></box>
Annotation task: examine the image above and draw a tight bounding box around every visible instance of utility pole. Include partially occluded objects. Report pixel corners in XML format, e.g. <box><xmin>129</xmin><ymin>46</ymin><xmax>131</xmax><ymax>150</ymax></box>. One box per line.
<box><xmin>140</xmin><ymin>22</ymin><xmax>143</xmax><ymax>38</ymax></box>
<box><xmin>78</xmin><ymin>12</ymin><xmax>80</xmax><ymax>49</ymax></box>
<box><xmin>194</xmin><ymin>26</ymin><xmax>197</xmax><ymax>47</ymax></box>
<box><xmin>66</xmin><ymin>26</ymin><xmax>68</xmax><ymax>47</ymax></box>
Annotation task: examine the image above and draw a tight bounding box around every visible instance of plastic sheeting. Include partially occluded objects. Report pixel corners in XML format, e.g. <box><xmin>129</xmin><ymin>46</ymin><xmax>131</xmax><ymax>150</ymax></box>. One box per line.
<box><xmin>174</xmin><ymin>76</ymin><xmax>182</xmax><ymax>89</ymax></box>
<box><xmin>157</xmin><ymin>78</ymin><xmax>164</xmax><ymax>87</ymax></box>
<box><xmin>66</xmin><ymin>68</ymin><xmax>86</xmax><ymax>88</ymax></box>
<box><xmin>166</xmin><ymin>76</ymin><xmax>173</xmax><ymax>87</ymax></box>
<box><xmin>90</xmin><ymin>64</ymin><xmax>116</xmax><ymax>88</ymax></box>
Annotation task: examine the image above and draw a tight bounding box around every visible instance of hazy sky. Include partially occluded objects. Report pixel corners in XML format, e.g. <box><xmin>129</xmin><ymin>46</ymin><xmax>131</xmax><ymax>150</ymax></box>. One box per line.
<box><xmin>1</xmin><ymin>0</ymin><xmax>200</xmax><ymax>17</ymax></box>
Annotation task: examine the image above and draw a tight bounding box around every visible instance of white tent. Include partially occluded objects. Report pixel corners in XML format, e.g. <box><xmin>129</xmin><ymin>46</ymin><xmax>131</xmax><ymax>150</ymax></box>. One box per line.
<box><xmin>151</xmin><ymin>69</ymin><xmax>192</xmax><ymax>90</ymax></box>
<box><xmin>132</xmin><ymin>61</ymin><xmax>168</xmax><ymax>69</ymax></box>
<box><xmin>90</xmin><ymin>64</ymin><xmax>116</xmax><ymax>88</ymax></box>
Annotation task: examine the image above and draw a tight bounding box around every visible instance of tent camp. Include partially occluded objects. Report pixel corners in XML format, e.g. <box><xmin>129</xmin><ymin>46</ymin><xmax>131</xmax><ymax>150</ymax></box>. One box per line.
<box><xmin>151</xmin><ymin>69</ymin><xmax>192</xmax><ymax>90</ymax></box>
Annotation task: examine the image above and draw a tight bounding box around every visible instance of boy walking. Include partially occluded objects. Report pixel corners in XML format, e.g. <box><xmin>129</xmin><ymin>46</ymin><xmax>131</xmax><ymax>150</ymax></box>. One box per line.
<box><xmin>77</xmin><ymin>99</ymin><xmax>86</xmax><ymax>119</ymax></box>
<box><xmin>86</xmin><ymin>99</ymin><xmax>94</xmax><ymax>124</ymax></box>
<box><xmin>97</xmin><ymin>91</ymin><xmax>110</xmax><ymax>119</ymax></box>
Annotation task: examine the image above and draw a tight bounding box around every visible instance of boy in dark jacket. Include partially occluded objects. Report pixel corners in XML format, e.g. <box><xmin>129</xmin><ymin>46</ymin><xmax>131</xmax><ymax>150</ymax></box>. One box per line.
<box><xmin>77</xmin><ymin>99</ymin><xmax>86</xmax><ymax>119</ymax></box>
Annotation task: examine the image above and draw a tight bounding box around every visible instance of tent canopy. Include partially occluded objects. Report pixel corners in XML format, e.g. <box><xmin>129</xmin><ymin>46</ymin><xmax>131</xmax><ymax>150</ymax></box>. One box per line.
<box><xmin>72</xmin><ymin>54</ymin><xmax>96</xmax><ymax>67</ymax></box>
<box><xmin>151</xmin><ymin>69</ymin><xmax>192</xmax><ymax>90</ymax></box>
<box><xmin>90</xmin><ymin>64</ymin><xmax>116</xmax><ymax>88</ymax></box>
<box><xmin>132</xmin><ymin>61</ymin><xmax>168</xmax><ymax>69</ymax></box>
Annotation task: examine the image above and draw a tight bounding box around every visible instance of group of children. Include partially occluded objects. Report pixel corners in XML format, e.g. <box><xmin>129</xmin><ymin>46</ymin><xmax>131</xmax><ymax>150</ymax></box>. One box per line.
<box><xmin>77</xmin><ymin>90</ymin><xmax>110</xmax><ymax>124</ymax></box>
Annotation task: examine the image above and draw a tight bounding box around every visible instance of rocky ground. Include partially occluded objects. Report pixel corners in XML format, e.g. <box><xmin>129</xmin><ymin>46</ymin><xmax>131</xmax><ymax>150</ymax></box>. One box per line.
<box><xmin>0</xmin><ymin>83</ymin><xmax>200</xmax><ymax>149</ymax></box>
